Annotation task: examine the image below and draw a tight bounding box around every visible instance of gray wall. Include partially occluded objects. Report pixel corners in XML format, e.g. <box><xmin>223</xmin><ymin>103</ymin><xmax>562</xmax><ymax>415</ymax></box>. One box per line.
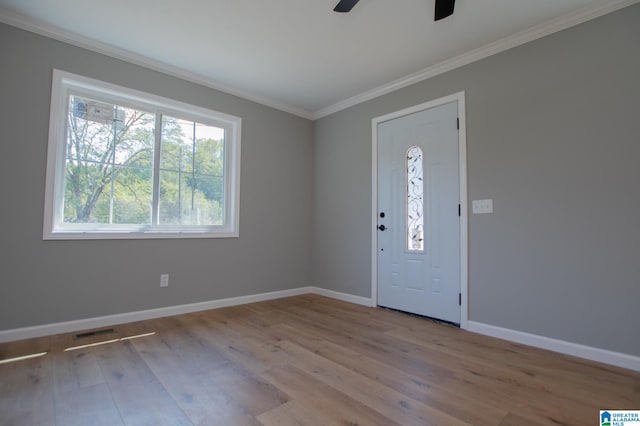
<box><xmin>0</xmin><ymin>23</ymin><xmax>313</xmax><ymax>330</ymax></box>
<box><xmin>313</xmin><ymin>5</ymin><xmax>640</xmax><ymax>356</ymax></box>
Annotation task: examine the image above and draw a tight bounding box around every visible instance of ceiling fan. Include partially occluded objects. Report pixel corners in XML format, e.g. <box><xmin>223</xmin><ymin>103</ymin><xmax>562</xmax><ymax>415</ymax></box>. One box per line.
<box><xmin>334</xmin><ymin>0</ymin><xmax>456</xmax><ymax>21</ymax></box>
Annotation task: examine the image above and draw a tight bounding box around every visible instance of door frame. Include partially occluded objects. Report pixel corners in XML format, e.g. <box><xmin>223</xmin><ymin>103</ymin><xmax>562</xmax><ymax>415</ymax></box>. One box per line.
<box><xmin>371</xmin><ymin>92</ymin><xmax>468</xmax><ymax>329</ymax></box>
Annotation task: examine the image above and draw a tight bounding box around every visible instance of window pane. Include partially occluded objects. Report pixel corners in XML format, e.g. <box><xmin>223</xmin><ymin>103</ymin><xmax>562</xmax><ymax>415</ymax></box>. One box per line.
<box><xmin>191</xmin><ymin>176</ymin><xmax>224</xmax><ymax>225</ymax></box>
<box><xmin>158</xmin><ymin>170</ymin><xmax>181</xmax><ymax>225</ymax></box>
<box><xmin>158</xmin><ymin>171</ymin><xmax>224</xmax><ymax>226</ymax></box>
<box><xmin>407</xmin><ymin>146</ymin><xmax>424</xmax><ymax>252</ymax></box>
<box><xmin>159</xmin><ymin>116</ymin><xmax>225</xmax><ymax>226</ymax></box>
<box><xmin>195</xmin><ymin>124</ymin><xmax>225</xmax><ymax>176</ymax></box>
<box><xmin>63</xmin><ymin>95</ymin><xmax>154</xmax><ymax>224</ymax></box>
<box><xmin>160</xmin><ymin>117</ymin><xmax>194</xmax><ymax>173</ymax></box>
<box><xmin>63</xmin><ymin>160</ymin><xmax>111</xmax><ymax>223</ymax></box>
<box><xmin>114</xmin><ymin>109</ymin><xmax>155</xmax><ymax>166</ymax></box>
<box><xmin>112</xmin><ymin>166</ymin><xmax>153</xmax><ymax>224</ymax></box>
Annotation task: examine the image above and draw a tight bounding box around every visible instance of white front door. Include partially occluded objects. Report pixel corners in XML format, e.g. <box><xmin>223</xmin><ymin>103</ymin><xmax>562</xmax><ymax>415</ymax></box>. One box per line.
<box><xmin>377</xmin><ymin>101</ymin><xmax>460</xmax><ymax>323</ymax></box>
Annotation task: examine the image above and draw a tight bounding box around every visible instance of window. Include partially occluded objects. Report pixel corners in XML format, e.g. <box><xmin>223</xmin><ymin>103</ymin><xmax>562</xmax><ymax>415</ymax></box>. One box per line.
<box><xmin>44</xmin><ymin>70</ymin><xmax>241</xmax><ymax>239</ymax></box>
<box><xmin>406</xmin><ymin>146</ymin><xmax>424</xmax><ymax>252</ymax></box>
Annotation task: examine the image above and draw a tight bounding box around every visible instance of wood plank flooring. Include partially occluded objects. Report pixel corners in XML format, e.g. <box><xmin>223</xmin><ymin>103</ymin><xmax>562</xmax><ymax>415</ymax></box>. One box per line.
<box><xmin>0</xmin><ymin>294</ymin><xmax>638</xmax><ymax>425</ymax></box>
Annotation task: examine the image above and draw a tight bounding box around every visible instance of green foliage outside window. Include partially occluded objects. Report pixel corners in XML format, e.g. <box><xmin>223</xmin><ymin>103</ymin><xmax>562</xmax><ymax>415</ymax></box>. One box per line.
<box><xmin>64</xmin><ymin>96</ymin><xmax>225</xmax><ymax>226</ymax></box>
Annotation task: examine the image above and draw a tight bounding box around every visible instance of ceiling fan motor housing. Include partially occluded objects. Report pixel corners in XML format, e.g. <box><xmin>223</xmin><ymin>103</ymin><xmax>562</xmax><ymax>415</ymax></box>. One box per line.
<box><xmin>334</xmin><ymin>0</ymin><xmax>456</xmax><ymax>22</ymax></box>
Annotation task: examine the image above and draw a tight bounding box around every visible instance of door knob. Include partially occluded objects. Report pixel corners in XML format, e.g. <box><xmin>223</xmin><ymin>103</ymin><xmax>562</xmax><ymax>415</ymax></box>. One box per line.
<box><xmin>378</xmin><ymin>225</ymin><xmax>386</xmax><ymax>231</ymax></box>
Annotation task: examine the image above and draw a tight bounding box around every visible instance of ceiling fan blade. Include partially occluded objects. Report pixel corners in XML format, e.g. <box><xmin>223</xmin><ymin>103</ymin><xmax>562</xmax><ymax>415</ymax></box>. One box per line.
<box><xmin>334</xmin><ymin>0</ymin><xmax>360</xmax><ymax>13</ymax></box>
<box><xmin>434</xmin><ymin>0</ymin><xmax>455</xmax><ymax>21</ymax></box>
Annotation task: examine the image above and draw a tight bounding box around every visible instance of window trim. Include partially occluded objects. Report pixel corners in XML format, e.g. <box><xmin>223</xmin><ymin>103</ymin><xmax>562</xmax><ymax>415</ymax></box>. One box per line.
<box><xmin>43</xmin><ymin>69</ymin><xmax>241</xmax><ymax>240</ymax></box>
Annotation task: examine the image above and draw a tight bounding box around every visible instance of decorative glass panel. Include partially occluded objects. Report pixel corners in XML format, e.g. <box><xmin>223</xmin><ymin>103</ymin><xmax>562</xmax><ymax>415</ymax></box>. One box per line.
<box><xmin>406</xmin><ymin>146</ymin><xmax>424</xmax><ymax>252</ymax></box>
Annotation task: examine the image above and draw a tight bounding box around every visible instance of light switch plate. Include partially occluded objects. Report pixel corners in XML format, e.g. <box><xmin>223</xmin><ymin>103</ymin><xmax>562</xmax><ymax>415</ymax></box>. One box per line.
<box><xmin>472</xmin><ymin>199</ymin><xmax>493</xmax><ymax>214</ymax></box>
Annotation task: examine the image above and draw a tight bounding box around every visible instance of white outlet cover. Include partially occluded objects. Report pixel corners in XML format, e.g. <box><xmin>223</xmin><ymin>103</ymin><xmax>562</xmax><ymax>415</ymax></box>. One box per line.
<box><xmin>160</xmin><ymin>274</ymin><xmax>169</xmax><ymax>287</ymax></box>
<box><xmin>472</xmin><ymin>199</ymin><xmax>493</xmax><ymax>214</ymax></box>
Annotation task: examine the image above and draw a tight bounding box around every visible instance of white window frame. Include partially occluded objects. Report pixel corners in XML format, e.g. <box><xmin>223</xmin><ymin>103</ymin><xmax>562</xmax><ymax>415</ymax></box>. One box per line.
<box><xmin>43</xmin><ymin>69</ymin><xmax>241</xmax><ymax>240</ymax></box>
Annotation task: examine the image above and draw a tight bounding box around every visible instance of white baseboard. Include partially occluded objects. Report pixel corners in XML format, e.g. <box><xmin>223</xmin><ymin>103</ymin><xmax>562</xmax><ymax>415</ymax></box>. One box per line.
<box><xmin>12</xmin><ymin>288</ymin><xmax>634</xmax><ymax>372</ymax></box>
<box><xmin>467</xmin><ymin>321</ymin><xmax>640</xmax><ymax>372</ymax></box>
<box><xmin>310</xmin><ymin>287</ymin><xmax>374</xmax><ymax>307</ymax></box>
<box><xmin>0</xmin><ymin>287</ymin><xmax>312</xmax><ymax>343</ymax></box>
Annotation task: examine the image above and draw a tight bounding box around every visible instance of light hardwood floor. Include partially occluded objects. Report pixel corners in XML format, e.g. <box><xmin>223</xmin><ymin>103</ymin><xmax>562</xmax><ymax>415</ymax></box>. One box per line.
<box><xmin>0</xmin><ymin>294</ymin><xmax>638</xmax><ymax>425</ymax></box>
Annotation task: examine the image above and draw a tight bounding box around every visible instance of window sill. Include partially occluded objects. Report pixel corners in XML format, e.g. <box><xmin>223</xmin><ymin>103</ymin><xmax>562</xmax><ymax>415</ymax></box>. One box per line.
<box><xmin>43</xmin><ymin>230</ymin><xmax>239</xmax><ymax>240</ymax></box>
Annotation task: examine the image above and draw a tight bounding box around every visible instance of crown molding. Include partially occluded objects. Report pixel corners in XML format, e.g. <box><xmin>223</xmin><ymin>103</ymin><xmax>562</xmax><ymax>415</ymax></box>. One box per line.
<box><xmin>1</xmin><ymin>1</ymin><xmax>638</xmax><ymax>122</ymax></box>
<box><xmin>312</xmin><ymin>0</ymin><xmax>640</xmax><ymax>119</ymax></box>
<box><xmin>0</xmin><ymin>7</ymin><xmax>315</xmax><ymax>120</ymax></box>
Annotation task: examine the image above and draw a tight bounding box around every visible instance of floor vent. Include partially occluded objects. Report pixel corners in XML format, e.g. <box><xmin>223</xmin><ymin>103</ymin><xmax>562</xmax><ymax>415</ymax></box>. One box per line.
<box><xmin>75</xmin><ymin>328</ymin><xmax>115</xmax><ymax>339</ymax></box>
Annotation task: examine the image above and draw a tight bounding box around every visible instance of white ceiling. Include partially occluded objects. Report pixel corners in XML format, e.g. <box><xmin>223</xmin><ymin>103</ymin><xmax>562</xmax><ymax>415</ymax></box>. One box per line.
<box><xmin>0</xmin><ymin>0</ymin><xmax>636</xmax><ymax>118</ymax></box>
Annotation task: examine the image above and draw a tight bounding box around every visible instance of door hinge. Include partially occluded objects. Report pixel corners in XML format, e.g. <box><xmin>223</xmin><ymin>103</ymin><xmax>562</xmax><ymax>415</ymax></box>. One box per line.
<box><xmin>458</xmin><ymin>204</ymin><xmax>461</xmax><ymax>216</ymax></box>
<box><xmin>456</xmin><ymin>118</ymin><xmax>459</xmax><ymax>129</ymax></box>
<box><xmin>459</xmin><ymin>293</ymin><xmax>462</xmax><ymax>306</ymax></box>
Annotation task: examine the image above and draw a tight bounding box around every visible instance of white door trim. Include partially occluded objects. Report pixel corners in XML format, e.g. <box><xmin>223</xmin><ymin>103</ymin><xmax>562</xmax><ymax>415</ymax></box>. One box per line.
<box><xmin>371</xmin><ymin>92</ymin><xmax>468</xmax><ymax>329</ymax></box>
